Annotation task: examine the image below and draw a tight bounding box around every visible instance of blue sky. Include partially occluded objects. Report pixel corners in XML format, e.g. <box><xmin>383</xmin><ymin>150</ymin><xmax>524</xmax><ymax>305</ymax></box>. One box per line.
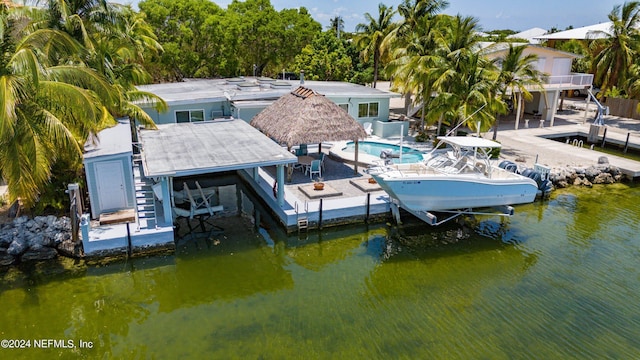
<box><xmin>125</xmin><ymin>0</ymin><xmax>616</xmax><ymax>33</ymax></box>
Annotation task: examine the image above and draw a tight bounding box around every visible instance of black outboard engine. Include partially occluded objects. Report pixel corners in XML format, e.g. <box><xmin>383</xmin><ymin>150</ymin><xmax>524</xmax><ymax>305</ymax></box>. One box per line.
<box><xmin>380</xmin><ymin>149</ymin><xmax>394</xmax><ymax>165</ymax></box>
<box><xmin>380</xmin><ymin>149</ymin><xmax>393</xmax><ymax>159</ymax></box>
<box><xmin>498</xmin><ymin>160</ymin><xmax>518</xmax><ymax>173</ymax></box>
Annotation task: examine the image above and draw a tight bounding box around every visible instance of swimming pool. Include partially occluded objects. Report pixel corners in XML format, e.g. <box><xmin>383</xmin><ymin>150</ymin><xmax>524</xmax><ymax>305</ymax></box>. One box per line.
<box><xmin>342</xmin><ymin>141</ymin><xmax>424</xmax><ymax>164</ymax></box>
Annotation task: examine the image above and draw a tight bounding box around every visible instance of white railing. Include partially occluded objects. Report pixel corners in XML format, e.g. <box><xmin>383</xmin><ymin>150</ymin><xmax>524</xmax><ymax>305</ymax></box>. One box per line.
<box><xmin>542</xmin><ymin>73</ymin><xmax>593</xmax><ymax>86</ymax></box>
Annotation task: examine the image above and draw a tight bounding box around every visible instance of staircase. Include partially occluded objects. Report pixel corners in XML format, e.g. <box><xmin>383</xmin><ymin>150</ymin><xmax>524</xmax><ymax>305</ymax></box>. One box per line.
<box><xmin>133</xmin><ymin>158</ymin><xmax>157</xmax><ymax>230</ymax></box>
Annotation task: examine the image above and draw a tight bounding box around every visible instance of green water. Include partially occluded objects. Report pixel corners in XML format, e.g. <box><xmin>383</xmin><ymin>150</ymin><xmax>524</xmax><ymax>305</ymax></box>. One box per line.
<box><xmin>1</xmin><ymin>184</ymin><xmax>640</xmax><ymax>359</ymax></box>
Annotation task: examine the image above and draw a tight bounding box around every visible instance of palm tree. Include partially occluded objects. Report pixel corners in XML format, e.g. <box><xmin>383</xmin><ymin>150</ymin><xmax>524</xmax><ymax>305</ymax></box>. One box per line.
<box><xmin>393</xmin><ymin>0</ymin><xmax>449</xmax><ymax>40</ymax></box>
<box><xmin>383</xmin><ymin>0</ymin><xmax>449</xmax><ymax>121</ymax></box>
<box><xmin>493</xmin><ymin>44</ymin><xmax>543</xmax><ymax>139</ymax></box>
<box><xmin>88</xmin><ymin>5</ymin><xmax>165</xmax><ymax>128</ymax></box>
<box><xmin>354</xmin><ymin>3</ymin><xmax>396</xmax><ymax>88</ymax></box>
<box><xmin>429</xmin><ymin>15</ymin><xmax>500</xmax><ymax>134</ymax></box>
<box><xmin>328</xmin><ymin>16</ymin><xmax>344</xmax><ymax>38</ymax></box>
<box><xmin>45</xmin><ymin>2</ymin><xmax>165</xmax><ymax>127</ymax></box>
<box><xmin>0</xmin><ymin>6</ymin><xmax>117</xmax><ymax>207</ymax></box>
<box><xmin>385</xmin><ymin>14</ymin><xmax>445</xmax><ymax>132</ymax></box>
<box><xmin>590</xmin><ymin>1</ymin><xmax>640</xmax><ymax>93</ymax></box>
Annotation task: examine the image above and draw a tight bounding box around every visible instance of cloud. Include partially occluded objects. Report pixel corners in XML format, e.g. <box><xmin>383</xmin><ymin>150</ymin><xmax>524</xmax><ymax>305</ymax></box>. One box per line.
<box><xmin>494</xmin><ymin>11</ymin><xmax>511</xmax><ymax>20</ymax></box>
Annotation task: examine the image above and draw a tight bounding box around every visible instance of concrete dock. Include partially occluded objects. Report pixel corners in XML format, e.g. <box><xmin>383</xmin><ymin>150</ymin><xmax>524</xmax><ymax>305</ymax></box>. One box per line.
<box><xmin>489</xmin><ymin>102</ymin><xmax>640</xmax><ymax>178</ymax></box>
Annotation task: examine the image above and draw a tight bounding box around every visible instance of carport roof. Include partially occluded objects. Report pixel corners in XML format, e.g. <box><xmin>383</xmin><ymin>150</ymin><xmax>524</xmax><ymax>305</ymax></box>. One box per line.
<box><xmin>139</xmin><ymin>119</ymin><xmax>297</xmax><ymax>177</ymax></box>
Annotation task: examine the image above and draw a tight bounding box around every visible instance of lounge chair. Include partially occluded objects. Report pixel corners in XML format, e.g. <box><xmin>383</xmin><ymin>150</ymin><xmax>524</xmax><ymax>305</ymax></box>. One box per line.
<box><xmin>363</xmin><ymin>122</ymin><xmax>373</xmax><ymax>136</ymax></box>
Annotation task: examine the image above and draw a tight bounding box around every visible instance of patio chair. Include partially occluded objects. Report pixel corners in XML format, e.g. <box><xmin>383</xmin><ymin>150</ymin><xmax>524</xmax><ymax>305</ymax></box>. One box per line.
<box><xmin>319</xmin><ymin>152</ymin><xmax>326</xmax><ymax>173</ymax></box>
<box><xmin>307</xmin><ymin>159</ymin><xmax>322</xmax><ymax>180</ymax></box>
<box><xmin>363</xmin><ymin>122</ymin><xmax>373</xmax><ymax>136</ymax></box>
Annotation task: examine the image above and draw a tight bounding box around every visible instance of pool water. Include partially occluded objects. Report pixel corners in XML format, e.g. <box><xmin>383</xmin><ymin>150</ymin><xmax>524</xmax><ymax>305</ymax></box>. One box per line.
<box><xmin>343</xmin><ymin>141</ymin><xmax>424</xmax><ymax>163</ymax></box>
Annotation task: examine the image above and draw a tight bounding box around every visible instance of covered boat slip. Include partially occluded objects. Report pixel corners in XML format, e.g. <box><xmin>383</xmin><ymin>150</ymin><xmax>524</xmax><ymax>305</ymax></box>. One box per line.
<box><xmin>138</xmin><ymin>119</ymin><xmax>298</xmax><ymax>229</ymax></box>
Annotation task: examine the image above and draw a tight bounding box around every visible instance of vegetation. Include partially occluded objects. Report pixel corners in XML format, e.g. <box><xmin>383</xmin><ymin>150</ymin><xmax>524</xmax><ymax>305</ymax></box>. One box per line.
<box><xmin>0</xmin><ymin>1</ymin><xmax>161</xmax><ymax>210</ymax></box>
<box><xmin>354</xmin><ymin>3</ymin><xmax>396</xmax><ymax>88</ymax></box>
<box><xmin>3</xmin><ymin>0</ymin><xmax>640</xmax><ymax>212</ymax></box>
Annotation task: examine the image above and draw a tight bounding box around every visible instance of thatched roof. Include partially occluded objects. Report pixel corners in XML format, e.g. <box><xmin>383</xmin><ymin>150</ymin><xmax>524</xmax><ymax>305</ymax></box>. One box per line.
<box><xmin>250</xmin><ymin>86</ymin><xmax>367</xmax><ymax>148</ymax></box>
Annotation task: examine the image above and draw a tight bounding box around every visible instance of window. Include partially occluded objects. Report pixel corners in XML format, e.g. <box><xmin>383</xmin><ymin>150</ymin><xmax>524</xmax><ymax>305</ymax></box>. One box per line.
<box><xmin>338</xmin><ymin>104</ymin><xmax>349</xmax><ymax>113</ymax></box>
<box><xmin>358</xmin><ymin>102</ymin><xmax>379</xmax><ymax>118</ymax></box>
<box><xmin>175</xmin><ymin>110</ymin><xmax>205</xmax><ymax>123</ymax></box>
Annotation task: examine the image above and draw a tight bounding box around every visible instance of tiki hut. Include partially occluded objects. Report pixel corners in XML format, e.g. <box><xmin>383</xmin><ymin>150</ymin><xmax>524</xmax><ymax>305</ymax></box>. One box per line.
<box><xmin>250</xmin><ymin>86</ymin><xmax>367</xmax><ymax>174</ymax></box>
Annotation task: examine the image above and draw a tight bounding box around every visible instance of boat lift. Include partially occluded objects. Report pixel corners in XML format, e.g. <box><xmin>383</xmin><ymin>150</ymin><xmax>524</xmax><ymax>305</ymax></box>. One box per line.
<box><xmin>390</xmin><ymin>199</ymin><xmax>515</xmax><ymax>226</ymax></box>
<box><xmin>587</xmin><ymin>89</ymin><xmax>608</xmax><ymax>126</ymax></box>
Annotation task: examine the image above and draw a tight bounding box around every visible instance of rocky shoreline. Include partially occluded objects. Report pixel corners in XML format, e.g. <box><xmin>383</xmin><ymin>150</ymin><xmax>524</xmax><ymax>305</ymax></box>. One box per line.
<box><xmin>0</xmin><ymin>215</ymin><xmax>80</xmax><ymax>266</ymax></box>
<box><xmin>547</xmin><ymin>157</ymin><xmax>628</xmax><ymax>189</ymax></box>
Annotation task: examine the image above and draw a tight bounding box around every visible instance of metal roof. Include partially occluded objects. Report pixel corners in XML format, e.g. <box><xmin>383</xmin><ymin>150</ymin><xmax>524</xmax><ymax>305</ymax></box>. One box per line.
<box><xmin>136</xmin><ymin>78</ymin><xmax>400</xmax><ymax>107</ymax></box>
<box><xmin>534</xmin><ymin>22</ymin><xmax>612</xmax><ymax>40</ymax></box>
<box><xmin>83</xmin><ymin>119</ymin><xmax>133</xmax><ymax>160</ymax></box>
<box><xmin>138</xmin><ymin>119</ymin><xmax>297</xmax><ymax>177</ymax></box>
<box><xmin>507</xmin><ymin>27</ymin><xmax>548</xmax><ymax>44</ymax></box>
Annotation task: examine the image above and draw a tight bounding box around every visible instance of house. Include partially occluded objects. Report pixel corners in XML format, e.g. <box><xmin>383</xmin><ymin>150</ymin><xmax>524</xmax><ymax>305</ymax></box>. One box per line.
<box><xmin>507</xmin><ymin>27</ymin><xmax>548</xmax><ymax>45</ymax></box>
<box><xmin>483</xmin><ymin>43</ymin><xmax>594</xmax><ymax>128</ymax></box>
<box><xmin>533</xmin><ymin>22</ymin><xmax>613</xmax><ymax>47</ymax></box>
<box><xmin>136</xmin><ymin>77</ymin><xmax>403</xmax><ymax>137</ymax></box>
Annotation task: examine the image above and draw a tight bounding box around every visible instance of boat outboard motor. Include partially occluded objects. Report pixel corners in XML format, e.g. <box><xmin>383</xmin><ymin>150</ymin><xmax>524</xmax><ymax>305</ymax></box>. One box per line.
<box><xmin>380</xmin><ymin>149</ymin><xmax>394</xmax><ymax>165</ymax></box>
<box><xmin>498</xmin><ymin>160</ymin><xmax>518</xmax><ymax>173</ymax></box>
<box><xmin>380</xmin><ymin>149</ymin><xmax>393</xmax><ymax>159</ymax></box>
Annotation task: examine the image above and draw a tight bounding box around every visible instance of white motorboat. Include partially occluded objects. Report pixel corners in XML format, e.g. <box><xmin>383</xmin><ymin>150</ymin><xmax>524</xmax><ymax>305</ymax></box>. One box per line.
<box><xmin>369</xmin><ymin>136</ymin><xmax>540</xmax><ymax>215</ymax></box>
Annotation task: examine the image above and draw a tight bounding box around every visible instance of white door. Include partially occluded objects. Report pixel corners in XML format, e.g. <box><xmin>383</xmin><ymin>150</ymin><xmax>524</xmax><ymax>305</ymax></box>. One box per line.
<box><xmin>95</xmin><ymin>161</ymin><xmax>127</xmax><ymax>211</ymax></box>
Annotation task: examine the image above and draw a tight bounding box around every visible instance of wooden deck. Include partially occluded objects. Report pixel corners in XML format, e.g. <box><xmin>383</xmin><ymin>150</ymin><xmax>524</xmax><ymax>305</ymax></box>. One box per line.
<box><xmin>99</xmin><ymin>208</ymin><xmax>135</xmax><ymax>225</ymax></box>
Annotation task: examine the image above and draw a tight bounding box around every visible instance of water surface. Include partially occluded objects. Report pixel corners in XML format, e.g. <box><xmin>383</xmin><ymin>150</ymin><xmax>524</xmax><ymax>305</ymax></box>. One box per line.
<box><xmin>1</xmin><ymin>184</ymin><xmax>639</xmax><ymax>359</ymax></box>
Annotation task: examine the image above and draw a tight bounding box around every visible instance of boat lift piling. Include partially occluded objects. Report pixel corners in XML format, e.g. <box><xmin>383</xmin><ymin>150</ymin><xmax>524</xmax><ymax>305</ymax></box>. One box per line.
<box><xmin>624</xmin><ymin>132</ymin><xmax>630</xmax><ymax>153</ymax></box>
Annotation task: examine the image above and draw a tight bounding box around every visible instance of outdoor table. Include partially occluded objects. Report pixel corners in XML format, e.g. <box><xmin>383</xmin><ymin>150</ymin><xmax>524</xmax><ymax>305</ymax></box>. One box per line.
<box><xmin>297</xmin><ymin>155</ymin><xmax>314</xmax><ymax>172</ymax></box>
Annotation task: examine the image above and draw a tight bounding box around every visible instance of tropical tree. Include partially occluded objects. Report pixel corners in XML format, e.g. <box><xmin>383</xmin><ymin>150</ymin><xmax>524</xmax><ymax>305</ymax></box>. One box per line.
<box><xmin>429</xmin><ymin>15</ymin><xmax>501</xmax><ymax>134</ymax></box>
<box><xmin>0</xmin><ymin>6</ymin><xmax>118</xmax><ymax>207</ymax></box>
<box><xmin>42</xmin><ymin>0</ymin><xmax>165</xmax><ymax>127</ymax></box>
<box><xmin>91</xmin><ymin>6</ymin><xmax>165</xmax><ymax>127</ymax></box>
<box><xmin>383</xmin><ymin>0</ymin><xmax>449</xmax><ymax>124</ymax></box>
<box><xmin>493</xmin><ymin>44</ymin><xmax>543</xmax><ymax>139</ymax></box>
<box><xmin>392</xmin><ymin>0</ymin><xmax>449</xmax><ymax>40</ymax></box>
<box><xmin>385</xmin><ymin>13</ymin><xmax>445</xmax><ymax>131</ymax></box>
<box><xmin>590</xmin><ymin>1</ymin><xmax>640</xmax><ymax>94</ymax></box>
<box><xmin>354</xmin><ymin>3</ymin><xmax>396</xmax><ymax>88</ymax></box>
<box><xmin>328</xmin><ymin>15</ymin><xmax>344</xmax><ymax>38</ymax></box>
<box><xmin>293</xmin><ymin>31</ymin><xmax>353</xmax><ymax>81</ymax></box>
<box><xmin>139</xmin><ymin>0</ymin><xmax>226</xmax><ymax>80</ymax></box>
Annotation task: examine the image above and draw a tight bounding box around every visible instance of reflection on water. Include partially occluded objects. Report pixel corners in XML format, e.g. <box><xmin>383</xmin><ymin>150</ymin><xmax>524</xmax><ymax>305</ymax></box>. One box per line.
<box><xmin>1</xmin><ymin>184</ymin><xmax>640</xmax><ymax>359</ymax></box>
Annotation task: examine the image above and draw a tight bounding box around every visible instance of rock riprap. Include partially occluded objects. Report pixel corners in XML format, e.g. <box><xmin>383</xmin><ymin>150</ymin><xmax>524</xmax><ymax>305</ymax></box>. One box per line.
<box><xmin>0</xmin><ymin>215</ymin><xmax>79</xmax><ymax>266</ymax></box>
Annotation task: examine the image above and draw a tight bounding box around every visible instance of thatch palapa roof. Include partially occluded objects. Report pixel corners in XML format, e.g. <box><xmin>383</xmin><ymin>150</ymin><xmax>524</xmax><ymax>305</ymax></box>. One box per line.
<box><xmin>250</xmin><ymin>86</ymin><xmax>367</xmax><ymax>148</ymax></box>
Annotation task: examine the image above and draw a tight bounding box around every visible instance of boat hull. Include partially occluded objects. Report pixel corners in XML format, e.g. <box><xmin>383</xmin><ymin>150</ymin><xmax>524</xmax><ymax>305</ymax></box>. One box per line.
<box><xmin>371</xmin><ymin>172</ymin><xmax>538</xmax><ymax>211</ymax></box>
